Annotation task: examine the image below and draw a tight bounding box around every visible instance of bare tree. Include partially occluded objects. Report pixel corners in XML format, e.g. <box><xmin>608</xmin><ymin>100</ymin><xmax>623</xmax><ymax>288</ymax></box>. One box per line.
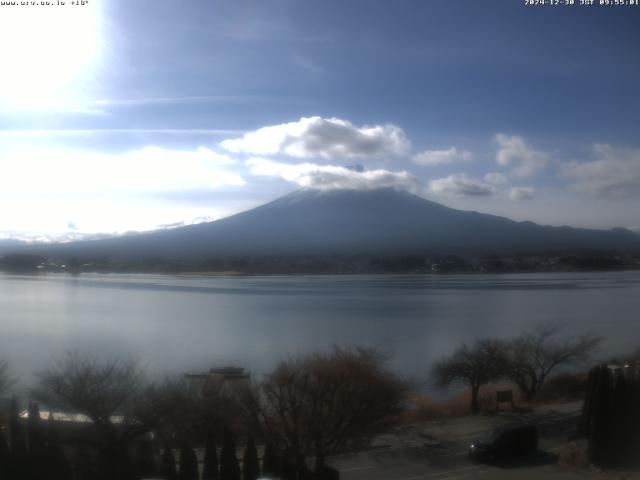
<box><xmin>134</xmin><ymin>375</ymin><xmax>202</xmax><ymax>449</ymax></box>
<box><xmin>0</xmin><ymin>358</ymin><xmax>15</xmax><ymax>396</ymax></box>
<box><xmin>236</xmin><ymin>346</ymin><xmax>407</xmax><ymax>476</ymax></box>
<box><xmin>31</xmin><ymin>352</ymin><xmax>172</xmax><ymax>480</ymax></box>
<box><xmin>506</xmin><ymin>325</ymin><xmax>601</xmax><ymax>401</ymax></box>
<box><xmin>432</xmin><ymin>338</ymin><xmax>509</xmax><ymax>414</ymax></box>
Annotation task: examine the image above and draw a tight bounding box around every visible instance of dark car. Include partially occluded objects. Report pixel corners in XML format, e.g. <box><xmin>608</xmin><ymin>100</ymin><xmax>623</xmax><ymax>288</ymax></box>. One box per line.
<box><xmin>469</xmin><ymin>424</ymin><xmax>538</xmax><ymax>462</ymax></box>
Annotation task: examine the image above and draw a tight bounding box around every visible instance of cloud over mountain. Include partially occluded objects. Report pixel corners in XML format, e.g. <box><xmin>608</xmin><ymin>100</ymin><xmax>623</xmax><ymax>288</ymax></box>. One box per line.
<box><xmin>428</xmin><ymin>174</ymin><xmax>495</xmax><ymax>197</ymax></box>
<box><xmin>220</xmin><ymin>116</ymin><xmax>410</xmax><ymax>159</ymax></box>
<box><xmin>246</xmin><ymin>157</ymin><xmax>420</xmax><ymax>192</ymax></box>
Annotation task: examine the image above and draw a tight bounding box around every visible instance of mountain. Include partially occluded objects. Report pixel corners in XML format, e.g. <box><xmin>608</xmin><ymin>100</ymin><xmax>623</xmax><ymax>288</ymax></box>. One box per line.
<box><xmin>0</xmin><ymin>239</ymin><xmax>25</xmax><ymax>249</ymax></box>
<box><xmin>13</xmin><ymin>188</ymin><xmax>640</xmax><ymax>260</ymax></box>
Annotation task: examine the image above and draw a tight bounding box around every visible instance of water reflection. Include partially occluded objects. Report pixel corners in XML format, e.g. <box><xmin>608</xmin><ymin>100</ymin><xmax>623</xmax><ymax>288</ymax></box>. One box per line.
<box><xmin>0</xmin><ymin>271</ymin><xmax>639</xmax><ymax>391</ymax></box>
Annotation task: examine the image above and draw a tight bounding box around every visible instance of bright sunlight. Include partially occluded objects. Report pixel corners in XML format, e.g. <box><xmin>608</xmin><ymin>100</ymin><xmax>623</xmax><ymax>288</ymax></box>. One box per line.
<box><xmin>0</xmin><ymin>1</ymin><xmax>102</xmax><ymax>110</ymax></box>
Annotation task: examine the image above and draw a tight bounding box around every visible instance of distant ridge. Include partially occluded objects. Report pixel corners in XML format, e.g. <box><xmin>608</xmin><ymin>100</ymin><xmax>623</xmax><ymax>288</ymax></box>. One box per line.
<box><xmin>10</xmin><ymin>188</ymin><xmax>640</xmax><ymax>260</ymax></box>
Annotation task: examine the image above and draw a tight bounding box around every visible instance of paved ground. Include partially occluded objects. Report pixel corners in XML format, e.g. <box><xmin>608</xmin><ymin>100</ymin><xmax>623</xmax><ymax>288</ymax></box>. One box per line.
<box><xmin>328</xmin><ymin>402</ymin><xmax>598</xmax><ymax>480</ymax></box>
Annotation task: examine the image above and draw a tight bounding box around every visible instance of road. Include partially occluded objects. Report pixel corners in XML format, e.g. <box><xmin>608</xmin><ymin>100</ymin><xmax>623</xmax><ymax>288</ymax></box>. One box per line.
<box><xmin>329</xmin><ymin>402</ymin><xmax>593</xmax><ymax>480</ymax></box>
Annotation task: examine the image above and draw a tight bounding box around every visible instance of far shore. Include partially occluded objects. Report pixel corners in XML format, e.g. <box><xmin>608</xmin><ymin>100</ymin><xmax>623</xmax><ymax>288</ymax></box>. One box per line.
<box><xmin>175</xmin><ymin>270</ymin><xmax>246</xmax><ymax>277</ymax></box>
<box><xmin>2</xmin><ymin>267</ymin><xmax>640</xmax><ymax>277</ymax></box>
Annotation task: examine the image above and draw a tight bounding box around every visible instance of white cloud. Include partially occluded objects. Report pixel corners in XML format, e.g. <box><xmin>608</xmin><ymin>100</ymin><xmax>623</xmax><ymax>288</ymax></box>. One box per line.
<box><xmin>221</xmin><ymin>116</ymin><xmax>410</xmax><ymax>159</ymax></box>
<box><xmin>494</xmin><ymin>134</ymin><xmax>549</xmax><ymax>178</ymax></box>
<box><xmin>560</xmin><ymin>144</ymin><xmax>640</xmax><ymax>198</ymax></box>
<box><xmin>0</xmin><ymin>145</ymin><xmax>246</xmax><ymax>236</ymax></box>
<box><xmin>412</xmin><ymin>147</ymin><xmax>473</xmax><ymax>166</ymax></box>
<box><xmin>509</xmin><ymin>187</ymin><xmax>536</xmax><ymax>201</ymax></box>
<box><xmin>484</xmin><ymin>172</ymin><xmax>509</xmax><ymax>186</ymax></box>
<box><xmin>156</xmin><ymin>215</ymin><xmax>220</xmax><ymax>230</ymax></box>
<box><xmin>246</xmin><ymin>158</ymin><xmax>421</xmax><ymax>192</ymax></box>
<box><xmin>428</xmin><ymin>174</ymin><xmax>496</xmax><ymax>197</ymax></box>
<box><xmin>0</xmin><ymin>230</ymin><xmax>117</xmax><ymax>244</ymax></box>
<box><xmin>0</xmin><ymin>146</ymin><xmax>245</xmax><ymax>196</ymax></box>
<box><xmin>0</xmin><ymin>194</ymin><xmax>236</xmax><ymax>239</ymax></box>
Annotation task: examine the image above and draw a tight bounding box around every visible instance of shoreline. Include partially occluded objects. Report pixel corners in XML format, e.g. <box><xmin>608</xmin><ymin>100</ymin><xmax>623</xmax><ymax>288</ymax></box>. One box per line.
<box><xmin>1</xmin><ymin>267</ymin><xmax>640</xmax><ymax>278</ymax></box>
<box><xmin>168</xmin><ymin>266</ymin><xmax>640</xmax><ymax>278</ymax></box>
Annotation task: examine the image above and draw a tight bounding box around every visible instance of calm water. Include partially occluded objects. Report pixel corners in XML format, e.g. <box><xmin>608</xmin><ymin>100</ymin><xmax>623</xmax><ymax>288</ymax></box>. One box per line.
<box><xmin>1</xmin><ymin>271</ymin><xmax>639</xmax><ymax>389</ymax></box>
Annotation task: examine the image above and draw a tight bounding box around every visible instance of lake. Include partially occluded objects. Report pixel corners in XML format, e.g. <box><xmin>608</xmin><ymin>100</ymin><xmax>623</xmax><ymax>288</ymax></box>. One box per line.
<box><xmin>1</xmin><ymin>271</ymin><xmax>639</xmax><ymax>391</ymax></box>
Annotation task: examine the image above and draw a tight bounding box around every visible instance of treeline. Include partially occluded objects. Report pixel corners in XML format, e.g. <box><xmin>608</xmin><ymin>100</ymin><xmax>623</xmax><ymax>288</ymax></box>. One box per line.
<box><xmin>0</xmin><ymin>401</ymin><xmax>279</xmax><ymax>480</ymax></box>
<box><xmin>0</xmin><ymin>347</ymin><xmax>405</xmax><ymax>480</ymax></box>
<box><xmin>1</xmin><ymin>400</ymin><xmax>75</xmax><ymax>480</ymax></box>
<box><xmin>0</xmin><ymin>331</ymin><xmax>633</xmax><ymax>478</ymax></box>
<box><xmin>2</xmin><ymin>252</ymin><xmax>640</xmax><ymax>275</ymax></box>
<box><xmin>431</xmin><ymin>325</ymin><xmax>602</xmax><ymax>413</ymax></box>
<box><xmin>432</xmin><ymin>328</ymin><xmax>640</xmax><ymax>471</ymax></box>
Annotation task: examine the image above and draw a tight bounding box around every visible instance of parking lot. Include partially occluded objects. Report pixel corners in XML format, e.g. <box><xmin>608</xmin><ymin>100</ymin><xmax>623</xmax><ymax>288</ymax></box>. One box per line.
<box><xmin>329</xmin><ymin>402</ymin><xmax>594</xmax><ymax>480</ymax></box>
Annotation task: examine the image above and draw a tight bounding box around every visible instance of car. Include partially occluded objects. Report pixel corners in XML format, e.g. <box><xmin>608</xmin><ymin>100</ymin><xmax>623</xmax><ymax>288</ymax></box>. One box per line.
<box><xmin>469</xmin><ymin>424</ymin><xmax>538</xmax><ymax>462</ymax></box>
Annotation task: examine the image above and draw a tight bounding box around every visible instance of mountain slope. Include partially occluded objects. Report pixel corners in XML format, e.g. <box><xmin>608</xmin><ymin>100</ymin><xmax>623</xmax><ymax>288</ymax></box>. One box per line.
<box><xmin>19</xmin><ymin>188</ymin><xmax>640</xmax><ymax>259</ymax></box>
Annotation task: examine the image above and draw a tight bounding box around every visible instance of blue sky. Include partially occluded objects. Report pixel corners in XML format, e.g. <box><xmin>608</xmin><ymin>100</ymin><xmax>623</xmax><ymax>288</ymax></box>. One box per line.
<box><xmin>1</xmin><ymin>0</ymin><xmax>639</xmax><ymax>240</ymax></box>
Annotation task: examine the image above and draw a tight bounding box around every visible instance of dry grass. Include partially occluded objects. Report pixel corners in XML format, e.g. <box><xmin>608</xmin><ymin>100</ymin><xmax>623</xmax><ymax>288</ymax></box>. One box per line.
<box><xmin>405</xmin><ymin>393</ymin><xmax>468</xmax><ymax>422</ymax></box>
<box><xmin>537</xmin><ymin>372</ymin><xmax>588</xmax><ymax>404</ymax></box>
<box><xmin>405</xmin><ymin>373</ymin><xmax>588</xmax><ymax>423</ymax></box>
<box><xmin>405</xmin><ymin>383</ymin><xmax>521</xmax><ymax>422</ymax></box>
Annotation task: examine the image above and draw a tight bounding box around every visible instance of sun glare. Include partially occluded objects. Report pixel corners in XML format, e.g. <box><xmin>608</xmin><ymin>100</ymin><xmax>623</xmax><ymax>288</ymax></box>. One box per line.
<box><xmin>0</xmin><ymin>2</ymin><xmax>102</xmax><ymax>109</ymax></box>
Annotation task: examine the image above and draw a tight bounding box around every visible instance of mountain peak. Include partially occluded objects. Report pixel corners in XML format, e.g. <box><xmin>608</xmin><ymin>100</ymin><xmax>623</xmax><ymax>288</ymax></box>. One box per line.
<box><xmin>14</xmin><ymin>187</ymin><xmax>640</xmax><ymax>260</ymax></box>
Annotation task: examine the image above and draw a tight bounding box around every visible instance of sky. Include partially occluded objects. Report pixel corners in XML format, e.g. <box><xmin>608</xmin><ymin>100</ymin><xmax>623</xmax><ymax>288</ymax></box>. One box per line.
<box><xmin>1</xmin><ymin>0</ymin><xmax>640</xmax><ymax>241</ymax></box>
